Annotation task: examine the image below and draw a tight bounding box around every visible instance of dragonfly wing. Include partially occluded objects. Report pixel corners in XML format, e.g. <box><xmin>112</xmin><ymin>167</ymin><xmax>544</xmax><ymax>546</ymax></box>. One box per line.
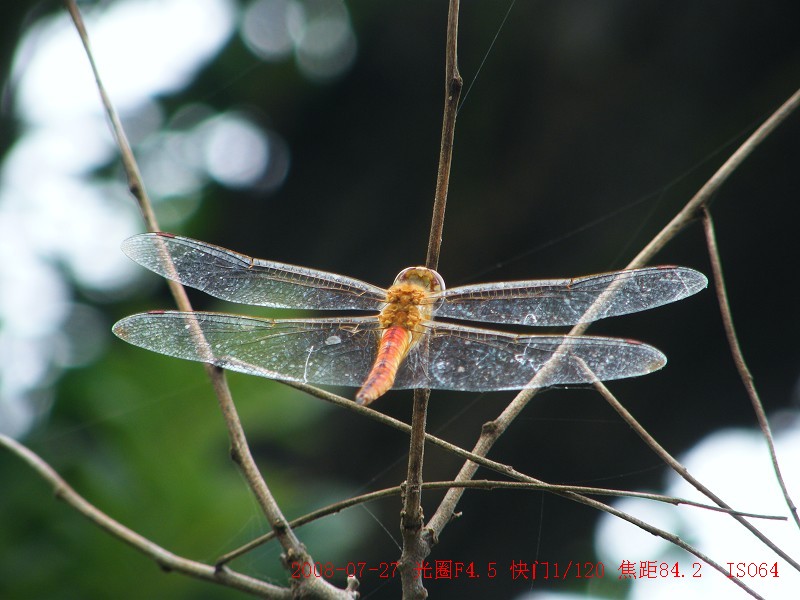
<box><xmin>435</xmin><ymin>266</ymin><xmax>707</xmax><ymax>326</ymax></box>
<box><xmin>122</xmin><ymin>233</ymin><xmax>387</xmax><ymax>310</ymax></box>
<box><xmin>113</xmin><ymin>312</ymin><xmax>382</xmax><ymax>387</ymax></box>
<box><xmin>393</xmin><ymin>321</ymin><xmax>666</xmax><ymax>391</ymax></box>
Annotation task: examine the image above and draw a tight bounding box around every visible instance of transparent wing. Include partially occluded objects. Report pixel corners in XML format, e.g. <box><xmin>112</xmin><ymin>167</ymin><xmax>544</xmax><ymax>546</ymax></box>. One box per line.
<box><xmin>113</xmin><ymin>312</ymin><xmax>383</xmax><ymax>386</ymax></box>
<box><xmin>435</xmin><ymin>266</ymin><xmax>707</xmax><ymax>326</ymax></box>
<box><xmin>122</xmin><ymin>233</ymin><xmax>387</xmax><ymax>310</ymax></box>
<box><xmin>393</xmin><ymin>321</ymin><xmax>666</xmax><ymax>390</ymax></box>
<box><xmin>113</xmin><ymin>312</ymin><xmax>667</xmax><ymax>393</ymax></box>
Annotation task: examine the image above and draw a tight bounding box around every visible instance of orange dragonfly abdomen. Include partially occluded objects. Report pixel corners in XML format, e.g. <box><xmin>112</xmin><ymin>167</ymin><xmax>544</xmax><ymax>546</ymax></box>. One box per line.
<box><xmin>356</xmin><ymin>325</ymin><xmax>415</xmax><ymax>405</ymax></box>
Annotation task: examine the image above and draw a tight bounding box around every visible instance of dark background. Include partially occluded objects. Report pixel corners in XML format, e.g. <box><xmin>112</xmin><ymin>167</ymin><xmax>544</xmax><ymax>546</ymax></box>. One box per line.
<box><xmin>1</xmin><ymin>1</ymin><xmax>799</xmax><ymax>598</ymax></box>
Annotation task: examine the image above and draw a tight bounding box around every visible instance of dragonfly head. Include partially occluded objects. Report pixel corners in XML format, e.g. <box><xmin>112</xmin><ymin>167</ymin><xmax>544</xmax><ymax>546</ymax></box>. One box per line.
<box><xmin>393</xmin><ymin>267</ymin><xmax>446</xmax><ymax>294</ymax></box>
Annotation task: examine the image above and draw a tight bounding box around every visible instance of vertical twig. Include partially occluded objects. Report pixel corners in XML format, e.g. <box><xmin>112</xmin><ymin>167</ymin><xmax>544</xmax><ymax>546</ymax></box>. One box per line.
<box><xmin>425</xmin><ymin>0</ymin><xmax>463</xmax><ymax>272</ymax></box>
<box><xmin>399</xmin><ymin>1</ymin><xmax>462</xmax><ymax>597</ymax></box>
<box><xmin>702</xmin><ymin>207</ymin><xmax>800</xmax><ymax>529</ymax></box>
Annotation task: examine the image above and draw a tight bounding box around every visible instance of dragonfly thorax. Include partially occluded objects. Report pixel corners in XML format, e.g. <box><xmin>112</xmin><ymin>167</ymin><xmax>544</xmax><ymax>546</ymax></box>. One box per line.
<box><xmin>379</xmin><ymin>267</ymin><xmax>444</xmax><ymax>331</ymax></box>
<box><xmin>379</xmin><ymin>285</ymin><xmax>426</xmax><ymax>330</ymax></box>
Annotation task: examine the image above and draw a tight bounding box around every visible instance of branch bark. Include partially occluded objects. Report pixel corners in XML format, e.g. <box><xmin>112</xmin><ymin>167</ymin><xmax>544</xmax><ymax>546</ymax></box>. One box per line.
<box><xmin>64</xmin><ymin>2</ymin><xmax>355</xmax><ymax>597</ymax></box>
<box><xmin>702</xmin><ymin>208</ymin><xmax>799</xmax><ymax>530</ymax></box>
<box><xmin>399</xmin><ymin>1</ymin><xmax>463</xmax><ymax>598</ymax></box>
<box><xmin>0</xmin><ymin>433</ymin><xmax>291</xmax><ymax>599</ymax></box>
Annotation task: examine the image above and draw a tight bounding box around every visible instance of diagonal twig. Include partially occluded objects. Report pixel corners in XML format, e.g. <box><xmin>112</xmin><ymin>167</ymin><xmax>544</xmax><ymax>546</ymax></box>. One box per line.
<box><xmin>632</xmin><ymin>87</ymin><xmax>800</xmax><ymax>267</ymax></box>
<box><xmin>702</xmin><ymin>207</ymin><xmax>800</xmax><ymax>529</ymax></box>
<box><xmin>63</xmin><ymin>2</ymin><xmax>353</xmax><ymax>597</ymax></box>
<box><xmin>217</xmin><ymin>478</ymin><xmax>784</xmax><ymax>567</ymax></box>
<box><xmin>0</xmin><ymin>433</ymin><xmax>290</xmax><ymax>599</ymax></box>
<box><xmin>592</xmin><ymin>379</ymin><xmax>800</xmax><ymax>572</ymax></box>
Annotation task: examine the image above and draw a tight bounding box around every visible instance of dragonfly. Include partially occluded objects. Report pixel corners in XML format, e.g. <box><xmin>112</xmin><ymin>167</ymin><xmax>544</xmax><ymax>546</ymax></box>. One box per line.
<box><xmin>113</xmin><ymin>233</ymin><xmax>707</xmax><ymax>405</ymax></box>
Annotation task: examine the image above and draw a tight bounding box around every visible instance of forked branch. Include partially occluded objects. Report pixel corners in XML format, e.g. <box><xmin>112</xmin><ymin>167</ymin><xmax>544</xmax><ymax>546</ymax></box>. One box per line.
<box><xmin>425</xmin><ymin>82</ymin><xmax>800</xmax><ymax>586</ymax></box>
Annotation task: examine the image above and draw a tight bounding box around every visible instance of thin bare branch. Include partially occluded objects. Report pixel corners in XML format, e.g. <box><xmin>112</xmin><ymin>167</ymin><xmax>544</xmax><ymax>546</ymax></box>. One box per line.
<box><xmin>64</xmin><ymin>2</ymin><xmax>352</xmax><ymax>596</ymax></box>
<box><xmin>400</xmin><ymin>1</ymin><xmax>463</xmax><ymax>596</ymax></box>
<box><xmin>592</xmin><ymin>379</ymin><xmax>800</xmax><ymax>572</ymax></box>
<box><xmin>631</xmin><ymin>87</ymin><xmax>800</xmax><ymax>267</ymax></box>
<box><xmin>399</xmin><ymin>387</ymin><xmax>431</xmax><ymax>596</ymax></box>
<box><xmin>217</xmin><ymin>479</ymin><xmax>784</xmax><ymax>567</ymax></box>
<box><xmin>0</xmin><ymin>433</ymin><xmax>290</xmax><ymax>599</ymax></box>
<box><xmin>425</xmin><ymin>86</ymin><xmax>800</xmax><ymax>543</ymax></box>
<box><xmin>62</xmin><ymin>1</ymin><xmax>158</xmax><ymax>234</ymax></box>
<box><xmin>702</xmin><ymin>208</ymin><xmax>800</xmax><ymax>529</ymax></box>
<box><xmin>563</xmin><ymin>490</ymin><xmax>766</xmax><ymax>599</ymax></box>
<box><xmin>285</xmin><ymin>381</ymin><xmax>567</xmax><ymax>486</ymax></box>
<box><xmin>281</xmin><ymin>385</ymin><xmax>768</xmax><ymax>598</ymax></box>
<box><xmin>425</xmin><ymin>2</ymin><xmax>463</xmax><ymax>271</ymax></box>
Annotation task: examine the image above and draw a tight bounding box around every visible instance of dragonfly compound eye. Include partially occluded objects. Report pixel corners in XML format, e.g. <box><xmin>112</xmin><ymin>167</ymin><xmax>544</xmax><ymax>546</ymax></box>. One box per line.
<box><xmin>393</xmin><ymin>267</ymin><xmax>446</xmax><ymax>293</ymax></box>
